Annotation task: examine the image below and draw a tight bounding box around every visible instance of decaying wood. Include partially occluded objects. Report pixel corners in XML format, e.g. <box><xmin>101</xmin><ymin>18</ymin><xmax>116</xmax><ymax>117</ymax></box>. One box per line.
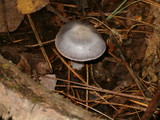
<box><xmin>0</xmin><ymin>55</ymin><xmax>101</xmax><ymax>120</ymax></box>
<box><xmin>141</xmin><ymin>85</ymin><xmax>160</xmax><ymax>120</ymax></box>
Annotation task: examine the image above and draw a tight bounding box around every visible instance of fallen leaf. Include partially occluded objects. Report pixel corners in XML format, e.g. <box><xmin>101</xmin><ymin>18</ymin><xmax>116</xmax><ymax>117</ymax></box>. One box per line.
<box><xmin>17</xmin><ymin>0</ymin><xmax>49</xmax><ymax>14</ymax></box>
<box><xmin>0</xmin><ymin>0</ymin><xmax>24</xmax><ymax>32</ymax></box>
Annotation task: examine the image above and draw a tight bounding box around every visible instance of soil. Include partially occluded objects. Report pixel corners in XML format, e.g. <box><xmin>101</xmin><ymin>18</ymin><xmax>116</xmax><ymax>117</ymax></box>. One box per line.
<box><xmin>0</xmin><ymin>0</ymin><xmax>160</xmax><ymax>119</ymax></box>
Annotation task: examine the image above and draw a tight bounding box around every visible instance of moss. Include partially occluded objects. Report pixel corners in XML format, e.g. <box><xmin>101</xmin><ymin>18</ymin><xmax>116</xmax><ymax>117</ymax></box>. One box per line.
<box><xmin>0</xmin><ymin>63</ymin><xmax>10</xmax><ymax>69</ymax></box>
<box><xmin>31</xmin><ymin>96</ymin><xmax>43</xmax><ymax>103</ymax></box>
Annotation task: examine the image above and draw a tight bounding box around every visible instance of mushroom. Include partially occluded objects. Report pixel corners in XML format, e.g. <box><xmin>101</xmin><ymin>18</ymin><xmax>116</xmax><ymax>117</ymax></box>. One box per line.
<box><xmin>55</xmin><ymin>21</ymin><xmax>106</xmax><ymax>69</ymax></box>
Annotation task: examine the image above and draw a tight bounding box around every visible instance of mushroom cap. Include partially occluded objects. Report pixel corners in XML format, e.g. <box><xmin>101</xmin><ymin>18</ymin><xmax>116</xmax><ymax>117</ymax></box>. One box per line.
<box><xmin>55</xmin><ymin>21</ymin><xmax>106</xmax><ymax>62</ymax></box>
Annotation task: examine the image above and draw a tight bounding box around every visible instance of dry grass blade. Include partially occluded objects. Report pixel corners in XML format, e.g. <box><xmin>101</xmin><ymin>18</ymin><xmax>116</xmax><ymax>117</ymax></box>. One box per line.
<box><xmin>88</xmin><ymin>13</ymin><xmax>156</xmax><ymax>29</ymax></box>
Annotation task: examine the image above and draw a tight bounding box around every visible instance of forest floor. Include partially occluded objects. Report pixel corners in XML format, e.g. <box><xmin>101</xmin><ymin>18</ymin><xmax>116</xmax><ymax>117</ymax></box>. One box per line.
<box><xmin>0</xmin><ymin>0</ymin><xmax>160</xmax><ymax>120</ymax></box>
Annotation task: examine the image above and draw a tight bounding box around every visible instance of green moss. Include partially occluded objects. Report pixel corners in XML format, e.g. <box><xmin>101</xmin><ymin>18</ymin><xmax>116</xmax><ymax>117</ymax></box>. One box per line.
<box><xmin>0</xmin><ymin>63</ymin><xmax>10</xmax><ymax>69</ymax></box>
<box><xmin>31</xmin><ymin>96</ymin><xmax>43</xmax><ymax>103</ymax></box>
<box><xmin>8</xmin><ymin>84</ymin><xmax>21</xmax><ymax>89</ymax></box>
<box><xmin>2</xmin><ymin>81</ymin><xmax>44</xmax><ymax>104</ymax></box>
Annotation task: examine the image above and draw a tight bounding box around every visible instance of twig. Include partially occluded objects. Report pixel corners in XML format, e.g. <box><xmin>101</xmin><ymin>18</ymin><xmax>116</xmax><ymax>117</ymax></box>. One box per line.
<box><xmin>109</xmin><ymin>52</ymin><xmax>149</xmax><ymax>104</ymax></box>
<box><xmin>129</xmin><ymin>99</ymin><xmax>148</xmax><ymax>107</ymax></box>
<box><xmin>27</xmin><ymin>14</ymin><xmax>52</xmax><ymax>71</ymax></box>
<box><xmin>51</xmin><ymin>2</ymin><xmax>77</xmax><ymax>8</ymax></box>
<box><xmin>86</xmin><ymin>64</ymin><xmax>89</xmax><ymax>109</ymax></box>
<box><xmin>90</xmin><ymin>64</ymin><xmax>101</xmax><ymax>88</ymax></box>
<box><xmin>141</xmin><ymin>85</ymin><xmax>160</xmax><ymax>120</ymax></box>
<box><xmin>76</xmin><ymin>101</ymin><xmax>114</xmax><ymax>120</ymax></box>
<box><xmin>57</xmin><ymin>91</ymin><xmax>145</xmax><ymax>119</ymax></box>
<box><xmin>93</xmin><ymin>91</ymin><xmax>118</xmax><ymax>111</ymax></box>
<box><xmin>67</xmin><ymin>61</ymin><xmax>71</xmax><ymax>95</ymax></box>
<box><xmin>97</xmin><ymin>101</ymin><xmax>146</xmax><ymax>111</ymax></box>
<box><xmin>25</xmin><ymin>39</ymin><xmax>55</xmax><ymax>48</ymax></box>
<box><xmin>52</xmin><ymin>49</ymin><xmax>86</xmax><ymax>84</ymax></box>
<box><xmin>55</xmin><ymin>84</ymin><xmax>152</xmax><ymax>102</ymax></box>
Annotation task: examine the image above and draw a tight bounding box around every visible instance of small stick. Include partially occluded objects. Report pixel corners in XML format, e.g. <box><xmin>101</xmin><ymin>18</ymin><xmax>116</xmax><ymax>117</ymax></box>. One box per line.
<box><xmin>51</xmin><ymin>2</ymin><xmax>77</xmax><ymax>8</ymax></box>
<box><xmin>141</xmin><ymin>85</ymin><xmax>160</xmax><ymax>120</ymax></box>
<box><xmin>25</xmin><ymin>39</ymin><xmax>55</xmax><ymax>48</ymax></box>
<box><xmin>67</xmin><ymin>61</ymin><xmax>71</xmax><ymax>95</ymax></box>
<box><xmin>109</xmin><ymin>51</ymin><xmax>149</xmax><ymax>104</ymax></box>
<box><xmin>56</xmin><ymin>84</ymin><xmax>152</xmax><ymax>102</ymax></box>
<box><xmin>77</xmin><ymin>101</ymin><xmax>114</xmax><ymax>120</ymax></box>
<box><xmin>86</xmin><ymin>64</ymin><xmax>89</xmax><ymax>109</ymax></box>
<box><xmin>27</xmin><ymin>14</ymin><xmax>52</xmax><ymax>71</ymax></box>
<box><xmin>52</xmin><ymin>49</ymin><xmax>86</xmax><ymax>84</ymax></box>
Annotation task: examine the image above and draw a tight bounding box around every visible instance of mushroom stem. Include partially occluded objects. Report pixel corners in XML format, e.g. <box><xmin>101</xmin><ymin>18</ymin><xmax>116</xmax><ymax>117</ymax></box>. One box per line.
<box><xmin>71</xmin><ymin>61</ymin><xmax>84</xmax><ymax>70</ymax></box>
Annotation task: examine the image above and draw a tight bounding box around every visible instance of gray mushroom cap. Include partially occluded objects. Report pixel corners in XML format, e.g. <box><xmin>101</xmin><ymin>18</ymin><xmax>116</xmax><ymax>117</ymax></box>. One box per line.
<box><xmin>55</xmin><ymin>21</ymin><xmax>106</xmax><ymax>62</ymax></box>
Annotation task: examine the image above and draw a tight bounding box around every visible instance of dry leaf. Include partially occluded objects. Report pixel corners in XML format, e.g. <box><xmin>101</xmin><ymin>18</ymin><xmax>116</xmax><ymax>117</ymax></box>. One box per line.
<box><xmin>17</xmin><ymin>0</ymin><xmax>49</xmax><ymax>14</ymax></box>
<box><xmin>142</xmin><ymin>6</ymin><xmax>160</xmax><ymax>82</ymax></box>
<box><xmin>0</xmin><ymin>0</ymin><xmax>24</xmax><ymax>32</ymax></box>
